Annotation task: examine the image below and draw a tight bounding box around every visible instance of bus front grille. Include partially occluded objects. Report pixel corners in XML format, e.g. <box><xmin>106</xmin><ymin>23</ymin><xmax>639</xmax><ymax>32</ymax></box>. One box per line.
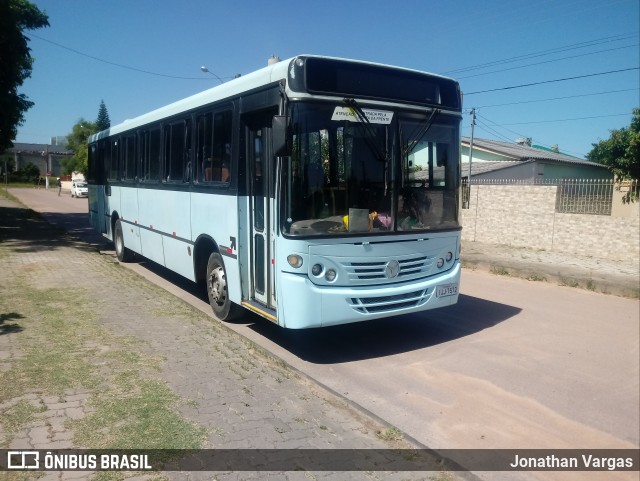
<box><xmin>342</xmin><ymin>255</ymin><xmax>432</xmax><ymax>282</ymax></box>
<box><xmin>348</xmin><ymin>289</ymin><xmax>431</xmax><ymax>314</ymax></box>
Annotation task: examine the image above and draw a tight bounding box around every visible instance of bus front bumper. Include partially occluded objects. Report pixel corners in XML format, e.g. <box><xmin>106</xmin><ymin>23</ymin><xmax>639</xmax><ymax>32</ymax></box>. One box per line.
<box><xmin>278</xmin><ymin>261</ymin><xmax>460</xmax><ymax>329</ymax></box>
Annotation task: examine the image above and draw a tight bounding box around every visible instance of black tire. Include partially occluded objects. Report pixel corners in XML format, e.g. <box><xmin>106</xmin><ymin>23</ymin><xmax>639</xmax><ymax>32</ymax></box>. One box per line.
<box><xmin>206</xmin><ymin>252</ymin><xmax>241</xmax><ymax>321</ymax></box>
<box><xmin>114</xmin><ymin>219</ymin><xmax>134</xmax><ymax>262</ymax></box>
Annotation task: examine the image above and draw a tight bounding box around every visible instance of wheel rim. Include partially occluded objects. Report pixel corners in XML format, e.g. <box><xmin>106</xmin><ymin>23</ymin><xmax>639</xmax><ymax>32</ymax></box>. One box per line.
<box><xmin>208</xmin><ymin>266</ymin><xmax>227</xmax><ymax>307</ymax></box>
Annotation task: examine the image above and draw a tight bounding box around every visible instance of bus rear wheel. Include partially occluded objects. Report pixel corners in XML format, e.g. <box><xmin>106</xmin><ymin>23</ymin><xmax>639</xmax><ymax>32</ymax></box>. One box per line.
<box><xmin>206</xmin><ymin>252</ymin><xmax>240</xmax><ymax>321</ymax></box>
<box><xmin>114</xmin><ymin>219</ymin><xmax>133</xmax><ymax>262</ymax></box>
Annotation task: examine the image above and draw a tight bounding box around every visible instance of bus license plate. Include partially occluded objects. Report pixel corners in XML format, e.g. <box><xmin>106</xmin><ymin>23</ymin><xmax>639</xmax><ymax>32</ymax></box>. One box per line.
<box><xmin>436</xmin><ymin>284</ymin><xmax>458</xmax><ymax>298</ymax></box>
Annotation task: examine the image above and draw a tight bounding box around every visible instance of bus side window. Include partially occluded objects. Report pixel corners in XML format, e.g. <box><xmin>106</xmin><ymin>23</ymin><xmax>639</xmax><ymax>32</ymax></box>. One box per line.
<box><xmin>108</xmin><ymin>138</ymin><xmax>119</xmax><ymax>181</ymax></box>
<box><xmin>149</xmin><ymin>128</ymin><xmax>161</xmax><ymax>181</ymax></box>
<box><xmin>139</xmin><ymin>131</ymin><xmax>148</xmax><ymax>181</ymax></box>
<box><xmin>196</xmin><ymin>110</ymin><xmax>232</xmax><ymax>184</ymax></box>
<box><xmin>213</xmin><ymin>111</ymin><xmax>232</xmax><ymax>184</ymax></box>
<box><xmin>140</xmin><ymin>128</ymin><xmax>161</xmax><ymax>182</ymax></box>
<box><xmin>196</xmin><ymin>113</ymin><xmax>213</xmax><ymax>183</ymax></box>
<box><xmin>124</xmin><ymin>135</ymin><xmax>136</xmax><ymax>181</ymax></box>
<box><xmin>163</xmin><ymin>120</ymin><xmax>191</xmax><ymax>183</ymax></box>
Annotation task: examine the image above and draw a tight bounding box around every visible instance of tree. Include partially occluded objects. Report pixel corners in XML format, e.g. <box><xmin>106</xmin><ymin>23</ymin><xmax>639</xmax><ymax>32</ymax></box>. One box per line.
<box><xmin>0</xmin><ymin>0</ymin><xmax>49</xmax><ymax>153</ymax></box>
<box><xmin>96</xmin><ymin>99</ymin><xmax>111</xmax><ymax>131</ymax></box>
<box><xmin>587</xmin><ymin>109</ymin><xmax>640</xmax><ymax>202</ymax></box>
<box><xmin>587</xmin><ymin>108</ymin><xmax>640</xmax><ymax>181</ymax></box>
<box><xmin>63</xmin><ymin>119</ymin><xmax>97</xmax><ymax>176</ymax></box>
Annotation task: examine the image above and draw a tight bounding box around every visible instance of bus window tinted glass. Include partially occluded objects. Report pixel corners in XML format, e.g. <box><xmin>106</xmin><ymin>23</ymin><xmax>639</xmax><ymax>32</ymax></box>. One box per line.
<box><xmin>399</xmin><ymin>117</ymin><xmax>459</xmax><ymax>230</ymax></box>
<box><xmin>196</xmin><ymin>110</ymin><xmax>231</xmax><ymax>184</ymax></box>
<box><xmin>282</xmin><ymin>102</ymin><xmax>460</xmax><ymax>236</ymax></box>
<box><xmin>164</xmin><ymin>120</ymin><xmax>191</xmax><ymax>183</ymax></box>
<box><xmin>124</xmin><ymin>135</ymin><xmax>136</xmax><ymax>180</ymax></box>
<box><xmin>141</xmin><ymin>129</ymin><xmax>161</xmax><ymax>181</ymax></box>
<box><xmin>108</xmin><ymin>139</ymin><xmax>119</xmax><ymax>180</ymax></box>
<box><xmin>283</xmin><ymin>102</ymin><xmax>394</xmax><ymax>236</ymax></box>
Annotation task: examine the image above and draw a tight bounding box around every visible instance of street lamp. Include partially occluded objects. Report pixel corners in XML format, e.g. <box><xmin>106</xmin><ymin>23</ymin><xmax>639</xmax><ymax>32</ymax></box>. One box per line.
<box><xmin>200</xmin><ymin>66</ymin><xmax>224</xmax><ymax>84</ymax></box>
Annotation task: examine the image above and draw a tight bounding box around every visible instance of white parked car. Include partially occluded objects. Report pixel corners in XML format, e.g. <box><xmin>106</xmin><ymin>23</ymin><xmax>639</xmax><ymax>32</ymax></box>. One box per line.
<box><xmin>71</xmin><ymin>180</ymin><xmax>88</xmax><ymax>198</ymax></box>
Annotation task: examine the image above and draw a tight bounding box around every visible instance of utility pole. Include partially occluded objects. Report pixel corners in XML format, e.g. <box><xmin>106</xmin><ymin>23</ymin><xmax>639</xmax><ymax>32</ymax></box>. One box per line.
<box><xmin>468</xmin><ymin>108</ymin><xmax>476</xmax><ymax>181</ymax></box>
<box><xmin>465</xmin><ymin>108</ymin><xmax>476</xmax><ymax>208</ymax></box>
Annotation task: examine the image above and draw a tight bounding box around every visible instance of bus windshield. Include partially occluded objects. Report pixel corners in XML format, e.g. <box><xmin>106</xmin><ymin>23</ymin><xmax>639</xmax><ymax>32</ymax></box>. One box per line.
<box><xmin>282</xmin><ymin>102</ymin><xmax>460</xmax><ymax>236</ymax></box>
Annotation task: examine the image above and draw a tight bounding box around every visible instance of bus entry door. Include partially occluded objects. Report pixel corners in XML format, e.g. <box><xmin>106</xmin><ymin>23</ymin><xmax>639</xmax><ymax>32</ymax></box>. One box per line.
<box><xmin>247</xmin><ymin>123</ymin><xmax>276</xmax><ymax>311</ymax></box>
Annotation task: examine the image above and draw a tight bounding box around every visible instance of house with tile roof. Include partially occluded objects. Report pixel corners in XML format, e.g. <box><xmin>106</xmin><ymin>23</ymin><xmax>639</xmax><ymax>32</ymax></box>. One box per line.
<box><xmin>461</xmin><ymin>137</ymin><xmax>612</xmax><ymax>181</ymax></box>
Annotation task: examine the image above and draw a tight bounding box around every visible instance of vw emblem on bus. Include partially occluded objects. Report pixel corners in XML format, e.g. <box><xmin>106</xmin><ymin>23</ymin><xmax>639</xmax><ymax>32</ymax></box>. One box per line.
<box><xmin>384</xmin><ymin>260</ymin><xmax>401</xmax><ymax>279</ymax></box>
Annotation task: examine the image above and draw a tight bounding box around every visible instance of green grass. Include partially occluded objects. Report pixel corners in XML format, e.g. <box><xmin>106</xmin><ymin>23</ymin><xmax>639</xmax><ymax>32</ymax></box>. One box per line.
<box><xmin>0</xmin><ymin>186</ymin><xmax>20</xmax><ymax>202</ymax></box>
<box><xmin>526</xmin><ymin>273</ymin><xmax>547</xmax><ymax>282</ymax></box>
<box><xmin>376</xmin><ymin>426</ymin><xmax>404</xmax><ymax>442</ymax></box>
<box><xmin>1</xmin><ymin>182</ymin><xmax>38</xmax><ymax>189</ymax></box>
<box><xmin>0</xmin><ymin>278</ymin><xmax>205</xmax><ymax>455</ymax></box>
<box><xmin>2</xmin><ymin>399</ymin><xmax>46</xmax><ymax>436</ymax></box>
<box><xmin>0</xmin><ymin>286</ymin><xmax>102</xmax><ymax>402</ymax></box>
<box><xmin>430</xmin><ymin>472</ymin><xmax>457</xmax><ymax>481</ymax></box>
<box><xmin>70</xmin><ymin>379</ymin><xmax>205</xmax><ymax>450</ymax></box>
<box><xmin>490</xmin><ymin>265</ymin><xmax>511</xmax><ymax>276</ymax></box>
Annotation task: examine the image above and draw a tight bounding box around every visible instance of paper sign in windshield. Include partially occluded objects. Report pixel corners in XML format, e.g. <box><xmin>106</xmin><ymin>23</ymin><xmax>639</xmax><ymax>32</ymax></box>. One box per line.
<box><xmin>331</xmin><ymin>107</ymin><xmax>394</xmax><ymax>125</ymax></box>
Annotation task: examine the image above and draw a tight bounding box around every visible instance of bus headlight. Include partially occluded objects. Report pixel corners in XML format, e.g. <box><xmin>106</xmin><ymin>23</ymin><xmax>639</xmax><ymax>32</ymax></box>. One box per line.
<box><xmin>287</xmin><ymin>254</ymin><xmax>303</xmax><ymax>269</ymax></box>
<box><xmin>325</xmin><ymin>269</ymin><xmax>337</xmax><ymax>282</ymax></box>
<box><xmin>446</xmin><ymin>251</ymin><xmax>453</xmax><ymax>262</ymax></box>
<box><xmin>311</xmin><ymin>263</ymin><xmax>323</xmax><ymax>276</ymax></box>
<box><xmin>437</xmin><ymin>258</ymin><xmax>445</xmax><ymax>269</ymax></box>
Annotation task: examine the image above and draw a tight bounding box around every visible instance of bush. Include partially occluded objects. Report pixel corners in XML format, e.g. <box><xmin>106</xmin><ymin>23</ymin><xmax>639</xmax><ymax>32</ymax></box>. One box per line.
<box><xmin>9</xmin><ymin>162</ymin><xmax>40</xmax><ymax>183</ymax></box>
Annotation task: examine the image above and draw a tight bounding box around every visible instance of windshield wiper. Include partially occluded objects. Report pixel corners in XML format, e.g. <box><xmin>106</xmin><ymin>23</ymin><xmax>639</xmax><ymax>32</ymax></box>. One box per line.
<box><xmin>343</xmin><ymin>98</ymin><xmax>389</xmax><ymax>163</ymax></box>
<box><xmin>402</xmin><ymin>108</ymin><xmax>440</xmax><ymax>158</ymax></box>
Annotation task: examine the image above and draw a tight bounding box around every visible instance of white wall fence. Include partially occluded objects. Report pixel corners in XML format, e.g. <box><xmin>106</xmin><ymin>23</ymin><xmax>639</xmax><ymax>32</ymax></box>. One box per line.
<box><xmin>461</xmin><ymin>179</ymin><xmax>640</xmax><ymax>261</ymax></box>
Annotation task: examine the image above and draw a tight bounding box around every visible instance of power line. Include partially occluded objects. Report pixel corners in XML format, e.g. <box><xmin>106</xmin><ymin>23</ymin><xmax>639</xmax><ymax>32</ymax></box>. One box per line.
<box><xmin>473</xmin><ymin>113</ymin><xmax>589</xmax><ymax>158</ymax></box>
<box><xmin>465</xmin><ymin>67</ymin><xmax>639</xmax><ymax>95</ymax></box>
<box><xmin>443</xmin><ymin>32</ymin><xmax>638</xmax><ymax>75</ymax></box>
<box><xmin>497</xmin><ymin>112</ymin><xmax>632</xmax><ymax>126</ymax></box>
<box><xmin>457</xmin><ymin>44</ymin><xmax>638</xmax><ymax>80</ymax></box>
<box><xmin>474</xmin><ymin>120</ymin><xmax>514</xmax><ymax>144</ymax></box>
<box><xmin>470</xmin><ymin>87</ymin><xmax>639</xmax><ymax>109</ymax></box>
<box><xmin>30</xmin><ymin>33</ymin><xmax>229</xmax><ymax>81</ymax></box>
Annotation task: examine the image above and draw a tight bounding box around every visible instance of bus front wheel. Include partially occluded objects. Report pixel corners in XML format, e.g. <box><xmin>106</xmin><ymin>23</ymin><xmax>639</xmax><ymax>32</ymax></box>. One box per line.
<box><xmin>206</xmin><ymin>252</ymin><xmax>240</xmax><ymax>321</ymax></box>
<box><xmin>114</xmin><ymin>219</ymin><xmax>134</xmax><ymax>262</ymax></box>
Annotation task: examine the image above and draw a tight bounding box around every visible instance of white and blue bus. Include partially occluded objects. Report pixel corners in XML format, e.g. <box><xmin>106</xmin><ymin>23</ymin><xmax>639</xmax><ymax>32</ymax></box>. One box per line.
<box><xmin>88</xmin><ymin>55</ymin><xmax>462</xmax><ymax>329</ymax></box>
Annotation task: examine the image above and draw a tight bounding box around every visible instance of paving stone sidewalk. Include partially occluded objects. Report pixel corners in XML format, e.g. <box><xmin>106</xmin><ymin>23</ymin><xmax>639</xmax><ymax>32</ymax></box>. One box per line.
<box><xmin>462</xmin><ymin>240</ymin><xmax>639</xmax><ymax>299</ymax></box>
<box><xmin>0</xmin><ymin>196</ymin><xmax>454</xmax><ymax>481</ymax></box>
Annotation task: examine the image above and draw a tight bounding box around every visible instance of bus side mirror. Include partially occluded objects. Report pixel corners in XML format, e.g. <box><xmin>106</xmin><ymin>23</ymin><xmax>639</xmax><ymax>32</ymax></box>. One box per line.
<box><xmin>272</xmin><ymin>115</ymin><xmax>291</xmax><ymax>157</ymax></box>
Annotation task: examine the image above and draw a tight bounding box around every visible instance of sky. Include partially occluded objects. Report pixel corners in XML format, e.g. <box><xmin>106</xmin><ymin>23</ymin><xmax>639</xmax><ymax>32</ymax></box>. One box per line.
<box><xmin>15</xmin><ymin>0</ymin><xmax>640</xmax><ymax>160</ymax></box>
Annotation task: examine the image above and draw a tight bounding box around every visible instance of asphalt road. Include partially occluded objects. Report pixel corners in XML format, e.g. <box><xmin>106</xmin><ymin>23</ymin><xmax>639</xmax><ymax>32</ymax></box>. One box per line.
<box><xmin>10</xmin><ymin>187</ymin><xmax>640</xmax><ymax>481</ymax></box>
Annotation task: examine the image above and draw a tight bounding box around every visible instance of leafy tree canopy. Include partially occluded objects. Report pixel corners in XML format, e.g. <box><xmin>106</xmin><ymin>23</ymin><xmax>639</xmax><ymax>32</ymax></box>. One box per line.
<box><xmin>62</xmin><ymin>119</ymin><xmax>97</xmax><ymax>176</ymax></box>
<box><xmin>96</xmin><ymin>99</ymin><xmax>111</xmax><ymax>131</ymax></box>
<box><xmin>0</xmin><ymin>0</ymin><xmax>49</xmax><ymax>153</ymax></box>
<box><xmin>587</xmin><ymin>108</ymin><xmax>640</xmax><ymax>181</ymax></box>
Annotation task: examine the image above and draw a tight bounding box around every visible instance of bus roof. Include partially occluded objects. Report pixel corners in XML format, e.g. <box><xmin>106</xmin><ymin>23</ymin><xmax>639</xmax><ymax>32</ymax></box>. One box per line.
<box><xmin>89</xmin><ymin>55</ymin><xmax>458</xmax><ymax>142</ymax></box>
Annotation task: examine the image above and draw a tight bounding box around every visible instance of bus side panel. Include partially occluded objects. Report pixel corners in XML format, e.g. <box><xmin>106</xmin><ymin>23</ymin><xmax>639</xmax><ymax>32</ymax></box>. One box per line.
<box><xmin>88</xmin><ymin>185</ymin><xmax>101</xmax><ymax>233</ymax></box>
<box><xmin>161</xmin><ymin>189</ymin><xmax>194</xmax><ymax>281</ymax></box>
<box><xmin>137</xmin><ymin>188</ymin><xmax>166</xmax><ymax>266</ymax></box>
<box><xmin>191</xmin><ymin>191</ymin><xmax>241</xmax><ymax>303</ymax></box>
<box><xmin>120</xmin><ymin>185</ymin><xmax>141</xmax><ymax>254</ymax></box>
<box><xmin>163</xmin><ymin>236</ymin><xmax>195</xmax><ymax>280</ymax></box>
<box><xmin>106</xmin><ymin>186</ymin><xmax>121</xmax><ymax>240</ymax></box>
<box><xmin>236</xmin><ymin>195</ymin><xmax>250</xmax><ymax>307</ymax></box>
